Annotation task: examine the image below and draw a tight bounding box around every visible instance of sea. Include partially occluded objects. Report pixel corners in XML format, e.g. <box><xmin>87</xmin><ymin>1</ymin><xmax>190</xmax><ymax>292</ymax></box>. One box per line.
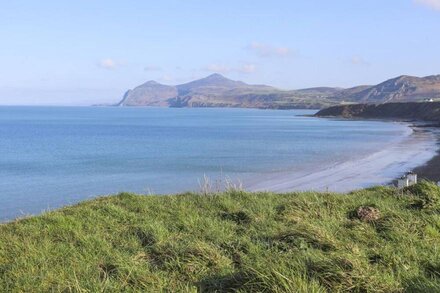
<box><xmin>0</xmin><ymin>106</ymin><xmax>436</xmax><ymax>221</ymax></box>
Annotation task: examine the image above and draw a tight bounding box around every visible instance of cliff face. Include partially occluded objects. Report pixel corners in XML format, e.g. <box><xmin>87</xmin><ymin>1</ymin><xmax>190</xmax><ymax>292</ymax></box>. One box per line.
<box><xmin>315</xmin><ymin>102</ymin><xmax>440</xmax><ymax>122</ymax></box>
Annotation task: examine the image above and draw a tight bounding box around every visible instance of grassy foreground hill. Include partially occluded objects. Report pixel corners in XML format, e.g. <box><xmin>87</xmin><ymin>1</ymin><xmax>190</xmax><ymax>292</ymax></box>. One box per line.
<box><xmin>1</xmin><ymin>182</ymin><xmax>440</xmax><ymax>292</ymax></box>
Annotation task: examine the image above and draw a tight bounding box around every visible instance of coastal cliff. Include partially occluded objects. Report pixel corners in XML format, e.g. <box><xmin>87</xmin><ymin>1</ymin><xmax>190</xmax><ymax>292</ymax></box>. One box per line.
<box><xmin>315</xmin><ymin>102</ymin><xmax>440</xmax><ymax>122</ymax></box>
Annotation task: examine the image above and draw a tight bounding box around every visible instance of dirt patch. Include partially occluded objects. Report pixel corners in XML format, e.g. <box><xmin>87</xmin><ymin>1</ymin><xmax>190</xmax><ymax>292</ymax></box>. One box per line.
<box><xmin>356</xmin><ymin>206</ymin><xmax>380</xmax><ymax>222</ymax></box>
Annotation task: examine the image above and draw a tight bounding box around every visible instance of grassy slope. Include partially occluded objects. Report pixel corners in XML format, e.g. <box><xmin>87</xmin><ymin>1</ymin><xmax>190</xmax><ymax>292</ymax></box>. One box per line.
<box><xmin>1</xmin><ymin>183</ymin><xmax>440</xmax><ymax>292</ymax></box>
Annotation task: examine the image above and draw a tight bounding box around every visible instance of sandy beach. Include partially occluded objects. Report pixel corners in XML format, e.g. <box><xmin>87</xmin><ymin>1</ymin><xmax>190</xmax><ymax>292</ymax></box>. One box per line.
<box><xmin>413</xmin><ymin>126</ymin><xmax>440</xmax><ymax>182</ymax></box>
<box><xmin>248</xmin><ymin>124</ymin><xmax>439</xmax><ymax>193</ymax></box>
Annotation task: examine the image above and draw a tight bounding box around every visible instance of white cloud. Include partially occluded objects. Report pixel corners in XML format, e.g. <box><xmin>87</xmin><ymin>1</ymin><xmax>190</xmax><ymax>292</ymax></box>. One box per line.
<box><xmin>204</xmin><ymin>63</ymin><xmax>257</xmax><ymax>74</ymax></box>
<box><xmin>144</xmin><ymin>65</ymin><xmax>162</xmax><ymax>71</ymax></box>
<box><xmin>349</xmin><ymin>56</ymin><xmax>370</xmax><ymax>66</ymax></box>
<box><xmin>237</xmin><ymin>64</ymin><xmax>256</xmax><ymax>74</ymax></box>
<box><xmin>98</xmin><ymin>58</ymin><xmax>118</xmax><ymax>70</ymax></box>
<box><xmin>414</xmin><ymin>0</ymin><xmax>440</xmax><ymax>10</ymax></box>
<box><xmin>247</xmin><ymin>42</ymin><xmax>291</xmax><ymax>57</ymax></box>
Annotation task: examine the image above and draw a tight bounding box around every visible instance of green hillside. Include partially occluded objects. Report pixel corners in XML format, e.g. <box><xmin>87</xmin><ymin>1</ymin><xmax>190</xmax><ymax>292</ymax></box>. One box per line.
<box><xmin>1</xmin><ymin>182</ymin><xmax>440</xmax><ymax>292</ymax></box>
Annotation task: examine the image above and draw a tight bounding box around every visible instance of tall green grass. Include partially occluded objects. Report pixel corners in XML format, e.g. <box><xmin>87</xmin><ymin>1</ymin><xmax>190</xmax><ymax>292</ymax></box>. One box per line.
<box><xmin>1</xmin><ymin>182</ymin><xmax>440</xmax><ymax>292</ymax></box>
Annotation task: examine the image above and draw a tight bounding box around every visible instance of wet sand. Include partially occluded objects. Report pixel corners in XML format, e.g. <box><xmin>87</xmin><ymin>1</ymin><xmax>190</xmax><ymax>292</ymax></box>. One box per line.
<box><xmin>413</xmin><ymin>126</ymin><xmax>440</xmax><ymax>182</ymax></box>
<box><xmin>248</xmin><ymin>124</ymin><xmax>439</xmax><ymax>193</ymax></box>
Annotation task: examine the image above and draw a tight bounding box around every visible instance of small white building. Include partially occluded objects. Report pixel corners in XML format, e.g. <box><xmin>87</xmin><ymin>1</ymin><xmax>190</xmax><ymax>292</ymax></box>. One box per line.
<box><xmin>397</xmin><ymin>172</ymin><xmax>417</xmax><ymax>189</ymax></box>
<box><xmin>406</xmin><ymin>172</ymin><xmax>417</xmax><ymax>185</ymax></box>
<box><xmin>397</xmin><ymin>176</ymin><xmax>410</xmax><ymax>189</ymax></box>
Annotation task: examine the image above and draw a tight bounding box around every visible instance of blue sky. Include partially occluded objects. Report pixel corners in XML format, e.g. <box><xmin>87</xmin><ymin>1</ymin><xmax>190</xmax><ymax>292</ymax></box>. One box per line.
<box><xmin>1</xmin><ymin>0</ymin><xmax>440</xmax><ymax>105</ymax></box>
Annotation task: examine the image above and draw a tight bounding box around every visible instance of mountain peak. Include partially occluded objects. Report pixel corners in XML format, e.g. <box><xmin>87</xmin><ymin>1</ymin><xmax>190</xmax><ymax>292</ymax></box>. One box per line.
<box><xmin>176</xmin><ymin>74</ymin><xmax>246</xmax><ymax>92</ymax></box>
<box><xmin>200</xmin><ymin>73</ymin><xmax>239</xmax><ymax>84</ymax></box>
<box><xmin>394</xmin><ymin>75</ymin><xmax>416</xmax><ymax>81</ymax></box>
<box><xmin>205</xmin><ymin>73</ymin><xmax>228</xmax><ymax>80</ymax></box>
<box><xmin>386</xmin><ymin>75</ymin><xmax>425</xmax><ymax>85</ymax></box>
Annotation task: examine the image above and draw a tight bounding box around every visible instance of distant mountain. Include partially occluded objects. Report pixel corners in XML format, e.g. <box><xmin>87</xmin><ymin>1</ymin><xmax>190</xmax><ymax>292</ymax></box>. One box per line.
<box><xmin>169</xmin><ymin>74</ymin><xmax>291</xmax><ymax>108</ymax></box>
<box><xmin>118</xmin><ymin>74</ymin><xmax>340</xmax><ymax>109</ymax></box>
<box><xmin>338</xmin><ymin>75</ymin><xmax>440</xmax><ymax>103</ymax></box>
<box><xmin>117</xmin><ymin>73</ymin><xmax>440</xmax><ymax>109</ymax></box>
<box><xmin>118</xmin><ymin>81</ymin><xmax>177</xmax><ymax>106</ymax></box>
<box><xmin>176</xmin><ymin>73</ymin><xmax>251</xmax><ymax>94</ymax></box>
<box><xmin>295</xmin><ymin>87</ymin><xmax>343</xmax><ymax>96</ymax></box>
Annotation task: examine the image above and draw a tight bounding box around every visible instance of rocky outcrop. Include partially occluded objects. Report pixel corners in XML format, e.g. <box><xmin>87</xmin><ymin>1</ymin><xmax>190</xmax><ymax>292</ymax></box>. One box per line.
<box><xmin>315</xmin><ymin>102</ymin><xmax>440</xmax><ymax>122</ymax></box>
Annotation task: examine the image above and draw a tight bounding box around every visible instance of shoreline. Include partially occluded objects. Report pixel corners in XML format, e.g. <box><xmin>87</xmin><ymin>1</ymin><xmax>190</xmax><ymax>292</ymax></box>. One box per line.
<box><xmin>247</xmin><ymin>122</ymin><xmax>439</xmax><ymax>193</ymax></box>
<box><xmin>412</xmin><ymin>125</ymin><xmax>440</xmax><ymax>182</ymax></box>
<box><xmin>1</xmin><ymin>123</ymin><xmax>438</xmax><ymax>223</ymax></box>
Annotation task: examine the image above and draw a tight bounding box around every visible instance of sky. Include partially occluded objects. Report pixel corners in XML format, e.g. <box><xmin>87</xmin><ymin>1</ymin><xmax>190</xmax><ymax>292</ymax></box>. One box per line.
<box><xmin>0</xmin><ymin>0</ymin><xmax>440</xmax><ymax>105</ymax></box>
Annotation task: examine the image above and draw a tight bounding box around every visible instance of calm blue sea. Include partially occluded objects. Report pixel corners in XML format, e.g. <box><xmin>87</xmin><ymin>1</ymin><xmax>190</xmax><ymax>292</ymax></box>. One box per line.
<box><xmin>0</xmin><ymin>106</ymin><xmax>408</xmax><ymax>220</ymax></box>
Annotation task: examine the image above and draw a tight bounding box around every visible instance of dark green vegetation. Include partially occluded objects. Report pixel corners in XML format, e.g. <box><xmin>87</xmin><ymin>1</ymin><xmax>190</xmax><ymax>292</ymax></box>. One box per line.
<box><xmin>315</xmin><ymin>101</ymin><xmax>440</xmax><ymax>122</ymax></box>
<box><xmin>1</xmin><ymin>182</ymin><xmax>440</xmax><ymax>292</ymax></box>
<box><xmin>117</xmin><ymin>73</ymin><xmax>440</xmax><ymax>109</ymax></box>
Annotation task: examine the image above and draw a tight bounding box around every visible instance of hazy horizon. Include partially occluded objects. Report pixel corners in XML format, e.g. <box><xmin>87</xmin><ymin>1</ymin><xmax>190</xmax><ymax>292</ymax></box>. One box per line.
<box><xmin>1</xmin><ymin>0</ymin><xmax>440</xmax><ymax>106</ymax></box>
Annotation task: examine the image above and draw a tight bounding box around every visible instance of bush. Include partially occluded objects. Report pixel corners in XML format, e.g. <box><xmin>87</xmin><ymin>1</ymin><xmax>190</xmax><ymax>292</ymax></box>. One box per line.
<box><xmin>406</xmin><ymin>181</ymin><xmax>440</xmax><ymax>209</ymax></box>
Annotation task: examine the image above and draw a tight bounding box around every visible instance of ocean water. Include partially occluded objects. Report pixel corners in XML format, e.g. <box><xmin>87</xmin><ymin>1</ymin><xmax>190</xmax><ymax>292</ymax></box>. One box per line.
<box><xmin>0</xmin><ymin>106</ymin><xmax>419</xmax><ymax>220</ymax></box>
